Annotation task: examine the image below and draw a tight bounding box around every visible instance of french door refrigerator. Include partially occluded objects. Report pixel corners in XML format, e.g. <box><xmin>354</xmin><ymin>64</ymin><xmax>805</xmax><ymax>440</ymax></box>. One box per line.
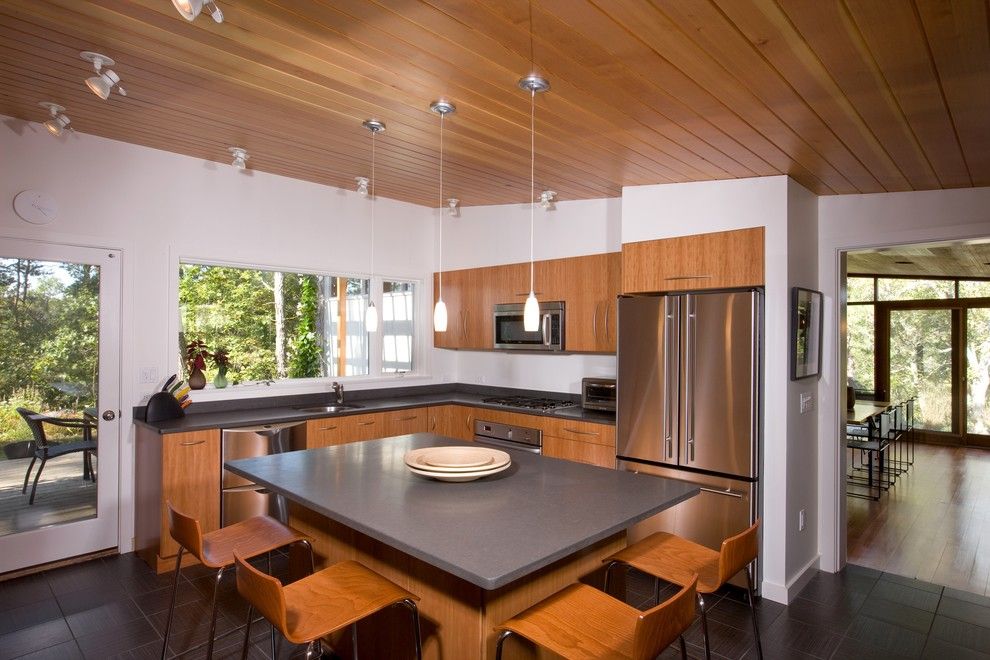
<box><xmin>616</xmin><ymin>290</ymin><xmax>761</xmax><ymax>587</ymax></box>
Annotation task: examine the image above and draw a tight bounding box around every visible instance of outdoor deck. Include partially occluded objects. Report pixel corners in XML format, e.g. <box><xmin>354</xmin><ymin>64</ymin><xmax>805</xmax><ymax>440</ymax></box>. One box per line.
<box><xmin>0</xmin><ymin>454</ymin><xmax>97</xmax><ymax>537</ymax></box>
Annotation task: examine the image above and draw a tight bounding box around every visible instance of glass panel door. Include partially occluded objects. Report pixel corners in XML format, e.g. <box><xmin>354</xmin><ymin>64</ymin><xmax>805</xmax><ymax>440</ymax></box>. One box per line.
<box><xmin>0</xmin><ymin>239</ymin><xmax>120</xmax><ymax>573</ymax></box>
<box><xmin>966</xmin><ymin>306</ymin><xmax>990</xmax><ymax>437</ymax></box>
<box><xmin>889</xmin><ymin>308</ymin><xmax>952</xmax><ymax>431</ymax></box>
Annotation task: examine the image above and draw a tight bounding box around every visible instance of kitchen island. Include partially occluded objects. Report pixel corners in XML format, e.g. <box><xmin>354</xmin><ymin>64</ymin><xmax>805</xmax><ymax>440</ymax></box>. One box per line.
<box><xmin>226</xmin><ymin>433</ymin><xmax>697</xmax><ymax>659</ymax></box>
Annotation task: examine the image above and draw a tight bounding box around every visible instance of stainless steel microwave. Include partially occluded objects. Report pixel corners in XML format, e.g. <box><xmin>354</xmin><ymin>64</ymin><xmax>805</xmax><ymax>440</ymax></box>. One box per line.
<box><xmin>493</xmin><ymin>301</ymin><xmax>565</xmax><ymax>351</ymax></box>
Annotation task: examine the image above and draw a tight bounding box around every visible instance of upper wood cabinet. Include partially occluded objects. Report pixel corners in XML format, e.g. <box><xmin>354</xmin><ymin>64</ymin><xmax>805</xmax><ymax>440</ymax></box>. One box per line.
<box><xmin>622</xmin><ymin>227</ymin><xmax>764</xmax><ymax>293</ymax></box>
<box><xmin>433</xmin><ymin>253</ymin><xmax>620</xmax><ymax>353</ymax></box>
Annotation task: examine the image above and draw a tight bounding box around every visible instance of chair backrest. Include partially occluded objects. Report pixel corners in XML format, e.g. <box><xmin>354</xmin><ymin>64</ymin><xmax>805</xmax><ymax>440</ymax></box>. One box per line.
<box><xmin>718</xmin><ymin>519</ymin><xmax>760</xmax><ymax>585</ymax></box>
<box><xmin>234</xmin><ymin>551</ymin><xmax>289</xmax><ymax>637</ymax></box>
<box><xmin>16</xmin><ymin>408</ymin><xmax>50</xmax><ymax>452</ymax></box>
<box><xmin>632</xmin><ymin>574</ymin><xmax>698</xmax><ymax>660</ymax></box>
<box><xmin>906</xmin><ymin>398</ymin><xmax>915</xmax><ymax>428</ymax></box>
<box><xmin>875</xmin><ymin>411</ymin><xmax>891</xmax><ymax>439</ymax></box>
<box><xmin>166</xmin><ymin>501</ymin><xmax>205</xmax><ymax>561</ymax></box>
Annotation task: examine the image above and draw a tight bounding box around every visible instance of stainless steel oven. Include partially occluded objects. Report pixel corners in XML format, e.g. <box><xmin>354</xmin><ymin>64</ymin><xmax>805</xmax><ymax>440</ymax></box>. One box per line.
<box><xmin>493</xmin><ymin>301</ymin><xmax>564</xmax><ymax>351</ymax></box>
<box><xmin>473</xmin><ymin>419</ymin><xmax>542</xmax><ymax>454</ymax></box>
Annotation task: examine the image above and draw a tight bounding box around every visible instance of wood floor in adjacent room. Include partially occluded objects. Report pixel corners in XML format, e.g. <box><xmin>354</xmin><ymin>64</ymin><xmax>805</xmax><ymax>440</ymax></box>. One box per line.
<box><xmin>847</xmin><ymin>443</ymin><xmax>990</xmax><ymax>597</ymax></box>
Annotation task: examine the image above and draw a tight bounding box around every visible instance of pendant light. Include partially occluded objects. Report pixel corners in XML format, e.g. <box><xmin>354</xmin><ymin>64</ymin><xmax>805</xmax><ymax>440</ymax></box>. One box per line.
<box><xmin>518</xmin><ymin>73</ymin><xmax>550</xmax><ymax>331</ymax></box>
<box><xmin>430</xmin><ymin>100</ymin><xmax>456</xmax><ymax>332</ymax></box>
<box><xmin>362</xmin><ymin>119</ymin><xmax>385</xmax><ymax>333</ymax></box>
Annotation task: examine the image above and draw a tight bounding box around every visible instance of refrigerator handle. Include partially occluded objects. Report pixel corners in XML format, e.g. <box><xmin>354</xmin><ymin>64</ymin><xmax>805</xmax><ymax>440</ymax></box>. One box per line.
<box><xmin>686</xmin><ymin>296</ymin><xmax>696</xmax><ymax>463</ymax></box>
<box><xmin>663</xmin><ymin>301</ymin><xmax>673</xmax><ymax>459</ymax></box>
<box><xmin>751</xmin><ymin>291</ymin><xmax>760</xmax><ymax>463</ymax></box>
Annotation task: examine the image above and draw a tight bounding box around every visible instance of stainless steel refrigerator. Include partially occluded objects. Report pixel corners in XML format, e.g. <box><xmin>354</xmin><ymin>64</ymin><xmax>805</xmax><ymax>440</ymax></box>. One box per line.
<box><xmin>617</xmin><ymin>290</ymin><xmax>761</xmax><ymax>587</ymax></box>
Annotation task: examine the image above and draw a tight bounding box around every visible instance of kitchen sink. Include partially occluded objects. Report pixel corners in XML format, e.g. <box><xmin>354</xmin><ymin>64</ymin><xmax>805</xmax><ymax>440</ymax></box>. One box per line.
<box><xmin>294</xmin><ymin>404</ymin><xmax>364</xmax><ymax>413</ymax></box>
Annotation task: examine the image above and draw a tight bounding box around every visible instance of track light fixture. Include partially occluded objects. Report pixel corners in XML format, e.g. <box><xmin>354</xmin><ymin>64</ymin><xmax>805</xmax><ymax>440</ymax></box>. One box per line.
<box><xmin>447</xmin><ymin>198</ymin><xmax>460</xmax><ymax>217</ymax></box>
<box><xmin>171</xmin><ymin>0</ymin><xmax>224</xmax><ymax>23</ymax></box>
<box><xmin>355</xmin><ymin>176</ymin><xmax>370</xmax><ymax>197</ymax></box>
<box><xmin>228</xmin><ymin>146</ymin><xmax>249</xmax><ymax>170</ymax></box>
<box><xmin>80</xmin><ymin>52</ymin><xmax>126</xmax><ymax>100</ymax></box>
<box><xmin>39</xmin><ymin>102</ymin><xmax>72</xmax><ymax>137</ymax></box>
<box><xmin>540</xmin><ymin>190</ymin><xmax>557</xmax><ymax>210</ymax></box>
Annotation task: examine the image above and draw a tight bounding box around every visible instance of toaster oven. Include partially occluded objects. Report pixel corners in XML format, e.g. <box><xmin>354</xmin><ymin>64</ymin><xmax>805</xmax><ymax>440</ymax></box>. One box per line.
<box><xmin>581</xmin><ymin>377</ymin><xmax>617</xmax><ymax>411</ymax></box>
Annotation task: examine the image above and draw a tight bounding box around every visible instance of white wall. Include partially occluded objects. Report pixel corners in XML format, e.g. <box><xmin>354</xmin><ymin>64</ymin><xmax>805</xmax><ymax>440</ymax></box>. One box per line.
<box><xmin>1</xmin><ymin>117</ymin><xmax>435</xmax><ymax>552</ymax></box>
<box><xmin>622</xmin><ymin>175</ymin><xmax>819</xmax><ymax>603</ymax></box>
<box><xmin>816</xmin><ymin>186</ymin><xmax>990</xmax><ymax>573</ymax></box>
<box><xmin>439</xmin><ymin>197</ymin><xmax>623</xmax><ymax>393</ymax></box>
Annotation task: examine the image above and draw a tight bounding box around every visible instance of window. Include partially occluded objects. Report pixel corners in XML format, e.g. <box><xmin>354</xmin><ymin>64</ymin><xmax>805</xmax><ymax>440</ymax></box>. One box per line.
<box><xmin>877</xmin><ymin>278</ymin><xmax>954</xmax><ymax>301</ymax></box>
<box><xmin>846</xmin><ymin>304</ymin><xmax>875</xmax><ymax>395</ymax></box>
<box><xmin>847</xmin><ymin>277</ymin><xmax>874</xmax><ymax>302</ymax></box>
<box><xmin>382</xmin><ymin>280</ymin><xmax>415</xmax><ymax>373</ymax></box>
<box><xmin>178</xmin><ymin>263</ymin><xmax>370</xmax><ymax>384</ymax></box>
<box><xmin>959</xmin><ymin>280</ymin><xmax>990</xmax><ymax>298</ymax></box>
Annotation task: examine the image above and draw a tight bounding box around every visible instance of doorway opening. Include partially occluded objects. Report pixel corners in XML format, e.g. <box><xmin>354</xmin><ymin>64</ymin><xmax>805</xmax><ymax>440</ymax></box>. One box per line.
<box><xmin>842</xmin><ymin>240</ymin><xmax>990</xmax><ymax>597</ymax></box>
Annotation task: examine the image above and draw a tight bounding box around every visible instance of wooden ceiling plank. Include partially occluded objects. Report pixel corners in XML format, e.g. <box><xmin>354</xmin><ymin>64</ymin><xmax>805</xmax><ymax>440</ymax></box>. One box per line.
<box><xmin>915</xmin><ymin>0</ymin><xmax>990</xmax><ymax>187</ymax></box>
<box><xmin>776</xmin><ymin>0</ymin><xmax>943</xmax><ymax>191</ymax></box>
<box><xmin>589</xmin><ymin>0</ymin><xmax>855</xmax><ymax>194</ymax></box>
<box><xmin>711</xmin><ymin>0</ymin><xmax>912</xmax><ymax>192</ymax></box>
<box><xmin>842</xmin><ymin>0</ymin><xmax>973</xmax><ymax>188</ymax></box>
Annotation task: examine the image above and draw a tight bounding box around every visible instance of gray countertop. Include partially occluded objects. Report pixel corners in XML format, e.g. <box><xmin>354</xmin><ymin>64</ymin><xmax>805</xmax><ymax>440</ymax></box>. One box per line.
<box><xmin>135</xmin><ymin>390</ymin><xmax>615</xmax><ymax>434</ymax></box>
<box><xmin>225</xmin><ymin>433</ymin><xmax>697</xmax><ymax>590</ymax></box>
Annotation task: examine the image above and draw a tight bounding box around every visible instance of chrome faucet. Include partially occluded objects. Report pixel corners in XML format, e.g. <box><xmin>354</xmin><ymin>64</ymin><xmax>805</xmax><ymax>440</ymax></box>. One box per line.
<box><xmin>331</xmin><ymin>381</ymin><xmax>344</xmax><ymax>404</ymax></box>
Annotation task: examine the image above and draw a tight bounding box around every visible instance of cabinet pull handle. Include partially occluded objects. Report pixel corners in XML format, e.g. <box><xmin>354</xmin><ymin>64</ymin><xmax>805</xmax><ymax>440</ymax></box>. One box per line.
<box><xmin>604</xmin><ymin>302</ymin><xmax>611</xmax><ymax>341</ymax></box>
<box><xmin>179</xmin><ymin>440</ymin><xmax>205</xmax><ymax>446</ymax></box>
<box><xmin>593</xmin><ymin>301</ymin><xmax>600</xmax><ymax>339</ymax></box>
<box><xmin>466</xmin><ymin>415</ymin><xmax>473</xmax><ymax>431</ymax></box>
<box><xmin>397</xmin><ymin>415</ymin><xmax>417</xmax><ymax>421</ymax></box>
<box><xmin>564</xmin><ymin>427</ymin><xmax>599</xmax><ymax>437</ymax></box>
<box><xmin>461</xmin><ymin>311</ymin><xmax>467</xmax><ymax>340</ymax></box>
<box><xmin>699</xmin><ymin>487</ymin><xmax>745</xmax><ymax>499</ymax></box>
<box><xmin>358</xmin><ymin>421</ymin><xmax>375</xmax><ymax>426</ymax></box>
<box><xmin>665</xmin><ymin>275</ymin><xmax>713</xmax><ymax>280</ymax></box>
<box><xmin>318</xmin><ymin>425</ymin><xmax>338</xmax><ymax>431</ymax></box>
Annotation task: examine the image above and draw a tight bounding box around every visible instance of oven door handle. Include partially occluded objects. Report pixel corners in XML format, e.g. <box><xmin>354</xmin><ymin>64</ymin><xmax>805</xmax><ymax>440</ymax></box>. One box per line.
<box><xmin>474</xmin><ymin>436</ymin><xmax>541</xmax><ymax>454</ymax></box>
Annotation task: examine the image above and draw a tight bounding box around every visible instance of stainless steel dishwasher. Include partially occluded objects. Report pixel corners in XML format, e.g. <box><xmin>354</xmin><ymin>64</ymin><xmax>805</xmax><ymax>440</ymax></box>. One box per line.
<box><xmin>221</xmin><ymin>422</ymin><xmax>302</xmax><ymax>526</ymax></box>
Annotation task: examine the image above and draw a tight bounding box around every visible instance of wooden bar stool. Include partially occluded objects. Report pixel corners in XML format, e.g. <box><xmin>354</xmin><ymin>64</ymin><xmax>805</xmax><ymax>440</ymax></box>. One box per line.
<box><xmin>234</xmin><ymin>552</ymin><xmax>423</xmax><ymax>660</ymax></box>
<box><xmin>494</xmin><ymin>574</ymin><xmax>697</xmax><ymax>659</ymax></box>
<box><xmin>603</xmin><ymin>521</ymin><xmax>762</xmax><ymax>660</ymax></box>
<box><xmin>161</xmin><ymin>502</ymin><xmax>314</xmax><ymax>660</ymax></box>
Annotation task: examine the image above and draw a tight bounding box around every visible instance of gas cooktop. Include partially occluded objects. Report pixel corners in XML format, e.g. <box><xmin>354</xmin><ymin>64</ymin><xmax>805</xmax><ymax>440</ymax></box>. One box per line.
<box><xmin>481</xmin><ymin>396</ymin><xmax>578</xmax><ymax>411</ymax></box>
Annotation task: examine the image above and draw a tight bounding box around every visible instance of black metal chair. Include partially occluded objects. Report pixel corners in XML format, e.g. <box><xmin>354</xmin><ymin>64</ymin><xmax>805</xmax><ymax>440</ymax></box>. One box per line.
<box><xmin>846</xmin><ymin>409</ymin><xmax>892</xmax><ymax>500</ymax></box>
<box><xmin>16</xmin><ymin>407</ymin><xmax>97</xmax><ymax>505</ymax></box>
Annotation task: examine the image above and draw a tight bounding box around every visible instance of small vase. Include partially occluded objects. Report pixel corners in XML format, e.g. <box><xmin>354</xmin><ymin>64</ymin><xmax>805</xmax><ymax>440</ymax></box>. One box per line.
<box><xmin>188</xmin><ymin>367</ymin><xmax>207</xmax><ymax>390</ymax></box>
<box><xmin>213</xmin><ymin>367</ymin><xmax>228</xmax><ymax>389</ymax></box>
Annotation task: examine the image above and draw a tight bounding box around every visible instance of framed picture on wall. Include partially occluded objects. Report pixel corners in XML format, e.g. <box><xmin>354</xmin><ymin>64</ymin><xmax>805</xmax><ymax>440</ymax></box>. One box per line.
<box><xmin>791</xmin><ymin>287</ymin><xmax>823</xmax><ymax>380</ymax></box>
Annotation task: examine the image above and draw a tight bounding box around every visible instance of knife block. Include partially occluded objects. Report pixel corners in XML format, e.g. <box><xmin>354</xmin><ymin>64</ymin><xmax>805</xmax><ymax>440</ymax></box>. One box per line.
<box><xmin>145</xmin><ymin>391</ymin><xmax>185</xmax><ymax>422</ymax></box>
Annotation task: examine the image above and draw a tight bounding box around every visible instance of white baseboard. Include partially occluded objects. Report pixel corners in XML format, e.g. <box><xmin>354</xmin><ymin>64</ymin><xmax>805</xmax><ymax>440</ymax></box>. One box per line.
<box><xmin>760</xmin><ymin>555</ymin><xmax>820</xmax><ymax>604</ymax></box>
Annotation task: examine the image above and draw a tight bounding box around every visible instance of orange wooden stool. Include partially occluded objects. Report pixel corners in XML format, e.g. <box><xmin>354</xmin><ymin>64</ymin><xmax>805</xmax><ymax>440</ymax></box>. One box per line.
<box><xmin>493</xmin><ymin>575</ymin><xmax>696</xmax><ymax>659</ymax></box>
<box><xmin>604</xmin><ymin>520</ymin><xmax>762</xmax><ymax>660</ymax></box>
<box><xmin>234</xmin><ymin>552</ymin><xmax>423</xmax><ymax>659</ymax></box>
<box><xmin>161</xmin><ymin>502</ymin><xmax>313</xmax><ymax>659</ymax></box>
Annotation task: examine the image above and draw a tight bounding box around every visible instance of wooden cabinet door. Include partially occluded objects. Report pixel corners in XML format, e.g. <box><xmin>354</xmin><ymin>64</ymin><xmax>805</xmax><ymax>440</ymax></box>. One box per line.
<box><xmin>160</xmin><ymin>429</ymin><xmax>220</xmax><ymax>558</ymax></box>
<box><xmin>303</xmin><ymin>418</ymin><xmax>346</xmax><ymax>448</ymax></box>
<box><xmin>384</xmin><ymin>408</ymin><xmax>428</xmax><ymax>436</ymax></box>
<box><xmin>561</xmin><ymin>253</ymin><xmax>621</xmax><ymax>352</ymax></box>
<box><xmin>338</xmin><ymin>412</ymin><xmax>388</xmax><ymax>443</ymax></box>
<box><xmin>622</xmin><ymin>227</ymin><xmax>764</xmax><ymax>293</ymax></box>
<box><xmin>543</xmin><ymin>436</ymin><xmax>616</xmax><ymax>468</ymax></box>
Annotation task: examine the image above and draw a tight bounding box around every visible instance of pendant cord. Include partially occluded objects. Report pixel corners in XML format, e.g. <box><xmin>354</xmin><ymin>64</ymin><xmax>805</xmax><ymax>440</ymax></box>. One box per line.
<box><xmin>438</xmin><ymin>112</ymin><xmax>444</xmax><ymax>300</ymax></box>
<box><xmin>370</xmin><ymin>129</ymin><xmax>375</xmax><ymax>280</ymax></box>
<box><xmin>529</xmin><ymin>86</ymin><xmax>535</xmax><ymax>294</ymax></box>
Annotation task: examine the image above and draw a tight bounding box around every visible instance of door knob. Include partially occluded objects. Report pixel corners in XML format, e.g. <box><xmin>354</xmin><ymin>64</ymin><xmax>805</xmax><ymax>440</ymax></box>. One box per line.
<box><xmin>102</xmin><ymin>410</ymin><xmax>116</xmax><ymax>421</ymax></box>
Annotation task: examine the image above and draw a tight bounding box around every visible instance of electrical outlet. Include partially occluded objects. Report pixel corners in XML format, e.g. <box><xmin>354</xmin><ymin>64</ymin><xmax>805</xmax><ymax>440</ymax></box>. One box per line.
<box><xmin>800</xmin><ymin>392</ymin><xmax>814</xmax><ymax>413</ymax></box>
<box><xmin>798</xmin><ymin>509</ymin><xmax>806</xmax><ymax>532</ymax></box>
<box><xmin>138</xmin><ymin>367</ymin><xmax>159</xmax><ymax>384</ymax></box>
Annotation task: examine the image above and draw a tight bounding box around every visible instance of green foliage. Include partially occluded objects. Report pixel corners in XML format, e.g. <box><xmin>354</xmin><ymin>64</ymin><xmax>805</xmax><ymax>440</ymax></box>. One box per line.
<box><xmin>289</xmin><ymin>275</ymin><xmax>322</xmax><ymax>378</ymax></box>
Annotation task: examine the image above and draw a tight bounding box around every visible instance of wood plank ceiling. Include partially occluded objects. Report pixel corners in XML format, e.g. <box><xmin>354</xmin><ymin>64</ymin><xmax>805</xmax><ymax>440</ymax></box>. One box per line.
<box><xmin>848</xmin><ymin>241</ymin><xmax>990</xmax><ymax>278</ymax></box>
<box><xmin>0</xmin><ymin>1</ymin><xmax>987</xmax><ymax>207</ymax></box>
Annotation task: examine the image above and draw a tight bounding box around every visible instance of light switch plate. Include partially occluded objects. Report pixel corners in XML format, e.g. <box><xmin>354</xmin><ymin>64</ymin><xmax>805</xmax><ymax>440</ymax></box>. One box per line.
<box><xmin>139</xmin><ymin>367</ymin><xmax>159</xmax><ymax>384</ymax></box>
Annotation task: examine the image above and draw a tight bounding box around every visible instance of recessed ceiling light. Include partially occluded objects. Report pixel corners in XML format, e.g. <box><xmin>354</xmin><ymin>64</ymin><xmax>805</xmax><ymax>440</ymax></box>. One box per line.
<box><xmin>38</xmin><ymin>102</ymin><xmax>71</xmax><ymax>137</ymax></box>
<box><xmin>228</xmin><ymin>146</ymin><xmax>249</xmax><ymax>170</ymax></box>
<box><xmin>80</xmin><ymin>52</ymin><xmax>126</xmax><ymax>99</ymax></box>
<box><xmin>172</xmin><ymin>0</ymin><xmax>223</xmax><ymax>23</ymax></box>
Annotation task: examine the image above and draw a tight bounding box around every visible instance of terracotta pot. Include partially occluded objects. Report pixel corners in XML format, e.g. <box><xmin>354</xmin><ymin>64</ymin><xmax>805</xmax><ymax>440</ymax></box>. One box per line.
<box><xmin>188</xmin><ymin>367</ymin><xmax>207</xmax><ymax>390</ymax></box>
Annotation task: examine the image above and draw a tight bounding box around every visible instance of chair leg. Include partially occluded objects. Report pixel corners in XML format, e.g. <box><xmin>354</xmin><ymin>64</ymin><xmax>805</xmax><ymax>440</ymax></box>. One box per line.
<box><xmin>398</xmin><ymin>598</ymin><xmax>423</xmax><ymax>660</ymax></box>
<box><xmin>268</xmin><ymin>552</ymin><xmax>277</xmax><ymax>660</ymax></box>
<box><xmin>21</xmin><ymin>456</ymin><xmax>37</xmax><ymax>493</ymax></box>
<box><xmin>697</xmin><ymin>593</ymin><xmax>712</xmax><ymax>660</ymax></box>
<box><xmin>28</xmin><ymin>458</ymin><xmax>46</xmax><ymax>504</ymax></box>
<box><xmin>241</xmin><ymin>604</ymin><xmax>254</xmax><ymax>660</ymax></box>
<box><xmin>161</xmin><ymin>547</ymin><xmax>185</xmax><ymax>660</ymax></box>
<box><xmin>83</xmin><ymin>450</ymin><xmax>91</xmax><ymax>480</ymax></box>
<box><xmin>205</xmin><ymin>566</ymin><xmax>225</xmax><ymax>659</ymax></box>
<box><xmin>679</xmin><ymin>635</ymin><xmax>688</xmax><ymax>660</ymax></box>
<box><xmin>351</xmin><ymin>623</ymin><xmax>359</xmax><ymax>660</ymax></box>
<box><xmin>746</xmin><ymin>567</ymin><xmax>763</xmax><ymax>660</ymax></box>
<box><xmin>495</xmin><ymin>630</ymin><xmax>514</xmax><ymax>660</ymax></box>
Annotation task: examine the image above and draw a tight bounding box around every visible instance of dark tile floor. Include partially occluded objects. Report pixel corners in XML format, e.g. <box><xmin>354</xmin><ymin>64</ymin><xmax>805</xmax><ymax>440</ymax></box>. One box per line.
<box><xmin>2</xmin><ymin>554</ymin><xmax>990</xmax><ymax>659</ymax></box>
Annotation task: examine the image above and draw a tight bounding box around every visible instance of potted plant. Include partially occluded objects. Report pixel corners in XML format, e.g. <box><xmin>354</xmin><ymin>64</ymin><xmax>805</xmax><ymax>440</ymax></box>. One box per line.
<box><xmin>212</xmin><ymin>347</ymin><xmax>230</xmax><ymax>389</ymax></box>
<box><xmin>185</xmin><ymin>339</ymin><xmax>210</xmax><ymax>390</ymax></box>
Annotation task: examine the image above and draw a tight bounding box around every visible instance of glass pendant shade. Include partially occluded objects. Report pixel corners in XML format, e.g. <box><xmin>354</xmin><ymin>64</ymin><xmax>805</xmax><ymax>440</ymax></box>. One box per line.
<box><xmin>433</xmin><ymin>299</ymin><xmax>448</xmax><ymax>332</ymax></box>
<box><xmin>365</xmin><ymin>301</ymin><xmax>378</xmax><ymax>332</ymax></box>
<box><xmin>523</xmin><ymin>291</ymin><xmax>540</xmax><ymax>331</ymax></box>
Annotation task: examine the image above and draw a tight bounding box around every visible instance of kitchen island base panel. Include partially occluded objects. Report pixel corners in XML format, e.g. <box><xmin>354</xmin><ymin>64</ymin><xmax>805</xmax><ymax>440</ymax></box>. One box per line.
<box><xmin>288</xmin><ymin>503</ymin><xmax>626</xmax><ymax>660</ymax></box>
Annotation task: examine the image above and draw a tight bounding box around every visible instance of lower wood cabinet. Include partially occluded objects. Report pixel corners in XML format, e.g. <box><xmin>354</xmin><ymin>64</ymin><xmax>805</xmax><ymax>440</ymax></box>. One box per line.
<box><xmin>384</xmin><ymin>408</ymin><xmax>428</xmax><ymax>436</ymax></box>
<box><xmin>542</xmin><ymin>436</ymin><xmax>616</xmax><ymax>468</ymax></box>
